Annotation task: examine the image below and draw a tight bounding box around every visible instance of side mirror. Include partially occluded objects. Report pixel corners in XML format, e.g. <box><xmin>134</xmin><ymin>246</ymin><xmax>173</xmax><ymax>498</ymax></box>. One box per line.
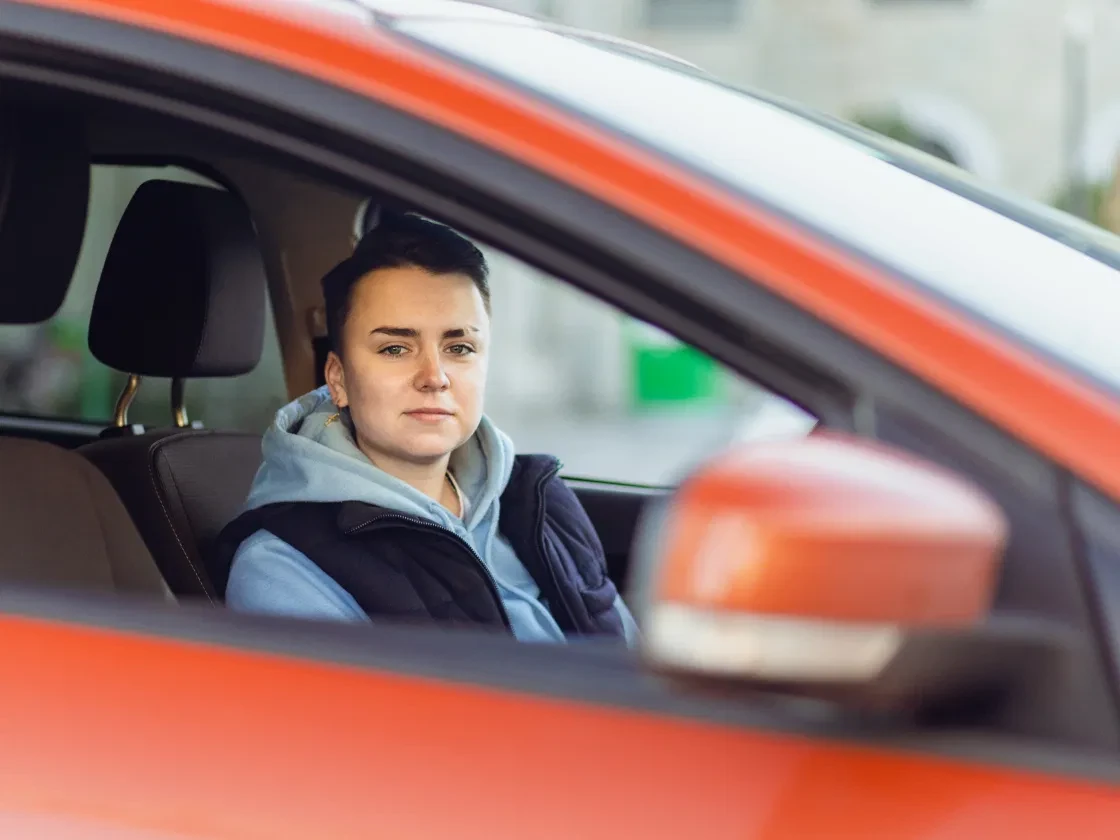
<box><xmin>635</xmin><ymin>433</ymin><xmax>1031</xmax><ymax>717</ymax></box>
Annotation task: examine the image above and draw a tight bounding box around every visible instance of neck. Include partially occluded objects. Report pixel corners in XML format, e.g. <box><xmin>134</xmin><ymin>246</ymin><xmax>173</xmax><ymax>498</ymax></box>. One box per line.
<box><xmin>357</xmin><ymin>442</ymin><xmax>451</xmax><ymax>505</ymax></box>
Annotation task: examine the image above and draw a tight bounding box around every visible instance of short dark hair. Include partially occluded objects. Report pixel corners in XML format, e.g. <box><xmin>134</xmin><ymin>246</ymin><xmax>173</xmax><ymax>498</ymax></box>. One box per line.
<box><xmin>321</xmin><ymin>209</ymin><xmax>490</xmax><ymax>355</ymax></box>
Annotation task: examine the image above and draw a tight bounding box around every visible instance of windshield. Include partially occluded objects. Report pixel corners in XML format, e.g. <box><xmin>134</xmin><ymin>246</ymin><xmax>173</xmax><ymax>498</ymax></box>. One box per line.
<box><xmin>389</xmin><ymin>17</ymin><xmax>1120</xmax><ymax>393</ymax></box>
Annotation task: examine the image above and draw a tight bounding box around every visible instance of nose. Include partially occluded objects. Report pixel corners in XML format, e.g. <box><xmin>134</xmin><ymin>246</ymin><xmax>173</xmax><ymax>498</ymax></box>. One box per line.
<box><xmin>414</xmin><ymin>349</ymin><xmax>450</xmax><ymax>391</ymax></box>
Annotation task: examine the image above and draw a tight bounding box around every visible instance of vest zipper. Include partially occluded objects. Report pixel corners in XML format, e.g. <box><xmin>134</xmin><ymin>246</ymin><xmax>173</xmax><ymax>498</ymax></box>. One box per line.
<box><xmin>532</xmin><ymin>461</ymin><xmax>581</xmax><ymax>630</ymax></box>
<box><xmin>344</xmin><ymin>512</ymin><xmax>512</xmax><ymax>631</ymax></box>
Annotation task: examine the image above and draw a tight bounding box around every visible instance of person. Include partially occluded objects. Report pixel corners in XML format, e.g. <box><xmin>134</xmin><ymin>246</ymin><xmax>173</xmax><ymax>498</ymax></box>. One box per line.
<box><xmin>218</xmin><ymin>208</ymin><xmax>639</xmax><ymax>644</ymax></box>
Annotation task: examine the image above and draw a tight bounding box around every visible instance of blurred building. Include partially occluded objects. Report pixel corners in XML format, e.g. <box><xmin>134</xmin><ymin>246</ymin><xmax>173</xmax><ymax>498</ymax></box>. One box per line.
<box><xmin>493</xmin><ymin>0</ymin><xmax>1120</xmax><ymax>204</ymax></box>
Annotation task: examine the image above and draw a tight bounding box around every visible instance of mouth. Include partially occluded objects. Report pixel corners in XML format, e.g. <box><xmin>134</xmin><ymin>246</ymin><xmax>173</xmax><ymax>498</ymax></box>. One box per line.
<box><xmin>405</xmin><ymin>409</ymin><xmax>455</xmax><ymax>422</ymax></box>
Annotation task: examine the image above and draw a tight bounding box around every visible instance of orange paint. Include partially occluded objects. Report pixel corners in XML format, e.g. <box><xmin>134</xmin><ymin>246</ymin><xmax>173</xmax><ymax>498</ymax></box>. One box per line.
<box><xmin>0</xmin><ymin>613</ymin><xmax>1114</xmax><ymax>839</ymax></box>
<box><xmin>657</xmin><ymin>434</ymin><xmax>1005</xmax><ymax>625</ymax></box>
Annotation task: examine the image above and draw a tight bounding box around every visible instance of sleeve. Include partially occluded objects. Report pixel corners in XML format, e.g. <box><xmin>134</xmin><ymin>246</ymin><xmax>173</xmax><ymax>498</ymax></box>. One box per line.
<box><xmin>225</xmin><ymin>529</ymin><xmax>371</xmax><ymax>624</ymax></box>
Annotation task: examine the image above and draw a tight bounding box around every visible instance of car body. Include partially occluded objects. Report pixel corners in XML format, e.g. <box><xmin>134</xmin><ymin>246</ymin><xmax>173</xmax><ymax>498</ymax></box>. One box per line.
<box><xmin>0</xmin><ymin>0</ymin><xmax>1117</xmax><ymax>837</ymax></box>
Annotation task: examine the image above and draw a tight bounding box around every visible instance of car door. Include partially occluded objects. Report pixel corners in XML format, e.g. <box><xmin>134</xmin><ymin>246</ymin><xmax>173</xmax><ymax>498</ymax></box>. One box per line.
<box><xmin>0</xmin><ymin>2</ymin><xmax>1118</xmax><ymax>838</ymax></box>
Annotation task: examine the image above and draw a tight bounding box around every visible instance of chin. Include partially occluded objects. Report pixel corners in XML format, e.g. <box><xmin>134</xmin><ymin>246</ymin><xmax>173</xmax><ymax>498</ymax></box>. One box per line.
<box><xmin>399</xmin><ymin>435</ymin><xmax>461</xmax><ymax>463</ymax></box>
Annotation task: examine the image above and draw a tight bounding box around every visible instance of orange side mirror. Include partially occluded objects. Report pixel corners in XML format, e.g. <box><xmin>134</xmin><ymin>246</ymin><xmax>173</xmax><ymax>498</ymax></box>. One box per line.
<box><xmin>637</xmin><ymin>432</ymin><xmax>1007</xmax><ymax>689</ymax></box>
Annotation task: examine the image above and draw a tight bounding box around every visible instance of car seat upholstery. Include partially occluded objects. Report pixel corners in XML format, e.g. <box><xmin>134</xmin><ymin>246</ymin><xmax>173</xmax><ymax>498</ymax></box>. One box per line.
<box><xmin>0</xmin><ymin>438</ymin><xmax>172</xmax><ymax>596</ymax></box>
<box><xmin>0</xmin><ymin>110</ymin><xmax>170</xmax><ymax>599</ymax></box>
<box><xmin>80</xmin><ymin>180</ymin><xmax>268</xmax><ymax>603</ymax></box>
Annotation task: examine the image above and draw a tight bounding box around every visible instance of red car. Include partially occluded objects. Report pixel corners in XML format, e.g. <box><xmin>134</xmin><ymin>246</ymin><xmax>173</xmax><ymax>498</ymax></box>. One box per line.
<box><xmin>0</xmin><ymin>0</ymin><xmax>1115</xmax><ymax>836</ymax></box>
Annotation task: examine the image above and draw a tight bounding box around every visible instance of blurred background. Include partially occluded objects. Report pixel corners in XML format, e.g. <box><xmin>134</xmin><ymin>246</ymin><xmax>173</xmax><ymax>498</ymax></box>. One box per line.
<box><xmin>0</xmin><ymin>0</ymin><xmax>1115</xmax><ymax>485</ymax></box>
<box><xmin>492</xmin><ymin>0</ymin><xmax>1120</xmax><ymax>222</ymax></box>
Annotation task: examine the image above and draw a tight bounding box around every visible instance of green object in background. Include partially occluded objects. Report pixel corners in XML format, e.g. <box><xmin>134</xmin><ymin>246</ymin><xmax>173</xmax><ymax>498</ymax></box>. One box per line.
<box><xmin>626</xmin><ymin>319</ymin><xmax>723</xmax><ymax>407</ymax></box>
<box><xmin>48</xmin><ymin>318</ymin><xmax>114</xmax><ymax>421</ymax></box>
<box><xmin>79</xmin><ymin>355</ymin><xmax>115</xmax><ymax>421</ymax></box>
<box><xmin>47</xmin><ymin>319</ymin><xmax>85</xmax><ymax>353</ymax></box>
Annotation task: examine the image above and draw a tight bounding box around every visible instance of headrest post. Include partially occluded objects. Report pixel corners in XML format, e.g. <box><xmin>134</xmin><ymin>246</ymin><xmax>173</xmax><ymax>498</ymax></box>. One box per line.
<box><xmin>171</xmin><ymin>378</ymin><xmax>189</xmax><ymax>428</ymax></box>
<box><xmin>113</xmin><ymin>374</ymin><xmax>142</xmax><ymax>428</ymax></box>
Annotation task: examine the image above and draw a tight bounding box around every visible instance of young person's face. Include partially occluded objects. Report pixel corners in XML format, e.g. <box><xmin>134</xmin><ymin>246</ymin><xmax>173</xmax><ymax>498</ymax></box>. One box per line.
<box><xmin>325</xmin><ymin>265</ymin><xmax>490</xmax><ymax>469</ymax></box>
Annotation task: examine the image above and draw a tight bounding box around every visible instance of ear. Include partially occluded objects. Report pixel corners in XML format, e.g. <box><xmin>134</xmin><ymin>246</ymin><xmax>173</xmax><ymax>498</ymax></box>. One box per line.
<box><xmin>324</xmin><ymin>350</ymin><xmax>348</xmax><ymax>408</ymax></box>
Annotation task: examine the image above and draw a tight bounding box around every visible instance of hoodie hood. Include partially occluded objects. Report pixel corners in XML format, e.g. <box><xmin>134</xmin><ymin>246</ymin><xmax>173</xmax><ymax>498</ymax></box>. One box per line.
<box><xmin>245</xmin><ymin>386</ymin><xmax>515</xmax><ymax>533</ymax></box>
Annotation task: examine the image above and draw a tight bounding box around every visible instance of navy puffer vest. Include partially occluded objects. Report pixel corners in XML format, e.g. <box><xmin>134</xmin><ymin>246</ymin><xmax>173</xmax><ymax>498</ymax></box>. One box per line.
<box><xmin>212</xmin><ymin>455</ymin><xmax>626</xmax><ymax>638</ymax></box>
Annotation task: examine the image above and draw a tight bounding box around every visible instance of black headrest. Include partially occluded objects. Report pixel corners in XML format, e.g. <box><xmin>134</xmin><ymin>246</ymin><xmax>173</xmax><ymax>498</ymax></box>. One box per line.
<box><xmin>89</xmin><ymin>180</ymin><xmax>266</xmax><ymax>378</ymax></box>
<box><xmin>0</xmin><ymin>110</ymin><xmax>90</xmax><ymax>323</ymax></box>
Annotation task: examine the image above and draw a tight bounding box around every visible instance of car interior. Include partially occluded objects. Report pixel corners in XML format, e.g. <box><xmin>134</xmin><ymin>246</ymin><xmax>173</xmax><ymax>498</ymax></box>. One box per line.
<box><xmin>0</xmin><ymin>82</ymin><xmax>671</xmax><ymax>610</ymax></box>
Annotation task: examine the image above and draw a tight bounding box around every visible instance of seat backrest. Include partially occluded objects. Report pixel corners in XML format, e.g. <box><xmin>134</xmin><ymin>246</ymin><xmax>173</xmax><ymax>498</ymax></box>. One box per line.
<box><xmin>0</xmin><ymin>438</ymin><xmax>171</xmax><ymax>597</ymax></box>
<box><xmin>83</xmin><ymin>430</ymin><xmax>262</xmax><ymax>600</ymax></box>
<box><xmin>80</xmin><ymin>180</ymin><xmax>269</xmax><ymax>602</ymax></box>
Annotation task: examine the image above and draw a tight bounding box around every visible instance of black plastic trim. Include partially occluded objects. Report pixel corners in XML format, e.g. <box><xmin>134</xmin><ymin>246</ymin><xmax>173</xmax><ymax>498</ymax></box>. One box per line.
<box><xmin>563</xmin><ymin>475</ymin><xmax>673</xmax><ymax>493</ymax></box>
<box><xmin>0</xmin><ymin>413</ymin><xmax>101</xmax><ymax>436</ymax></box>
<box><xmin>1068</xmin><ymin>482</ymin><xmax>1120</xmax><ymax>680</ymax></box>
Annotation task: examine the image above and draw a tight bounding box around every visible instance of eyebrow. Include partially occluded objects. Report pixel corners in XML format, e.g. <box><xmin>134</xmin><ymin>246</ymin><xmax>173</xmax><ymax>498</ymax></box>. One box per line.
<box><xmin>370</xmin><ymin>326</ymin><xmax>480</xmax><ymax>338</ymax></box>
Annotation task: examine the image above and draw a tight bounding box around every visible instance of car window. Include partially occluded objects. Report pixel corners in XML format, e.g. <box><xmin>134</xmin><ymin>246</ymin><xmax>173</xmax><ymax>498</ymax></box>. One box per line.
<box><xmin>391</xmin><ymin>19</ymin><xmax>1120</xmax><ymax>396</ymax></box>
<box><xmin>481</xmin><ymin>247</ymin><xmax>814</xmax><ymax>486</ymax></box>
<box><xmin>0</xmin><ymin>164</ymin><xmax>287</xmax><ymax>432</ymax></box>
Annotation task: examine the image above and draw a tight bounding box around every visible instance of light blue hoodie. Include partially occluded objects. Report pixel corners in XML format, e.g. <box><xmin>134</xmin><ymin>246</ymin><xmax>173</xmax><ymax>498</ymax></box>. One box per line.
<box><xmin>227</xmin><ymin>387</ymin><xmax>639</xmax><ymax>645</ymax></box>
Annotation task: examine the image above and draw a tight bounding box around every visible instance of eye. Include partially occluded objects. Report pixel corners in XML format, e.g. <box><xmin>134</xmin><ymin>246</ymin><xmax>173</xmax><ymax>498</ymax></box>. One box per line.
<box><xmin>379</xmin><ymin>345</ymin><xmax>409</xmax><ymax>357</ymax></box>
<box><xmin>447</xmin><ymin>344</ymin><xmax>476</xmax><ymax>356</ymax></box>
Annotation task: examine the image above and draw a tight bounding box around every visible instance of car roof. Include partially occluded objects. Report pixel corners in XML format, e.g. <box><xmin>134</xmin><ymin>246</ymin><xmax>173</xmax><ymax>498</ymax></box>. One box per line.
<box><xmin>272</xmin><ymin>0</ymin><xmax>703</xmax><ymax>70</ymax></box>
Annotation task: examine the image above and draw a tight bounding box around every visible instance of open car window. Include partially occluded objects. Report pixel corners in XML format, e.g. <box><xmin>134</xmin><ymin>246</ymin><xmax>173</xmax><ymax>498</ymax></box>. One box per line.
<box><xmin>477</xmin><ymin>246</ymin><xmax>815</xmax><ymax>486</ymax></box>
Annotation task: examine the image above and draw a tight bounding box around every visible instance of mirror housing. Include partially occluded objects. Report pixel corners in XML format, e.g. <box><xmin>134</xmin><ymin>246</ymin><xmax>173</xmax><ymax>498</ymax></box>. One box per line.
<box><xmin>638</xmin><ymin>433</ymin><xmax>1008</xmax><ymax>701</ymax></box>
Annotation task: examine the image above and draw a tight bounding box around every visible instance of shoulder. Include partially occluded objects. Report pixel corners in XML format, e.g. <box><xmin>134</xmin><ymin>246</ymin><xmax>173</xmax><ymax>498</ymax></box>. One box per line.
<box><xmin>227</xmin><ymin>529</ymin><xmax>369</xmax><ymax>623</ymax></box>
<box><xmin>540</xmin><ymin>465</ymin><xmax>590</xmax><ymax>516</ymax></box>
<box><xmin>503</xmin><ymin>454</ymin><xmax>590</xmax><ymax>515</ymax></box>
